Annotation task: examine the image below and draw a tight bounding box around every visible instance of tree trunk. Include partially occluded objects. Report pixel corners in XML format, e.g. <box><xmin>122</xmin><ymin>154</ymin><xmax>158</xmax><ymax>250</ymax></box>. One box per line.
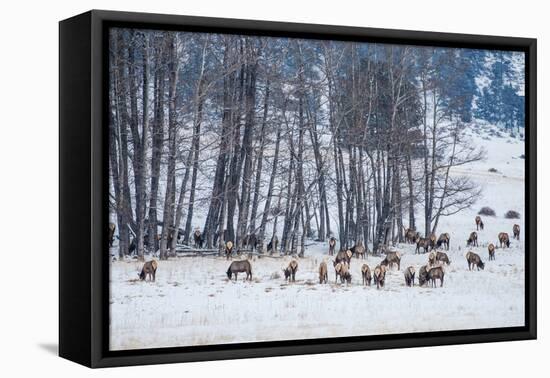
<box><xmin>225</xmin><ymin>39</ymin><xmax>246</xmax><ymax>244</ymax></box>
<box><xmin>183</xmin><ymin>38</ymin><xmax>209</xmax><ymax>243</ymax></box>
<box><xmin>248</xmin><ymin>79</ymin><xmax>270</xmax><ymax>235</ymax></box>
<box><xmin>203</xmin><ymin>38</ymin><xmax>234</xmax><ymax>247</ymax></box>
<box><xmin>159</xmin><ymin>35</ymin><xmax>179</xmax><ymax>260</ymax></box>
<box><xmin>147</xmin><ymin>37</ymin><xmax>166</xmax><ymax>253</ymax></box>
<box><xmin>258</xmin><ymin>114</ymin><xmax>282</xmax><ymax>250</ymax></box>
<box><xmin>236</xmin><ymin>40</ymin><xmax>259</xmax><ymax>246</ymax></box>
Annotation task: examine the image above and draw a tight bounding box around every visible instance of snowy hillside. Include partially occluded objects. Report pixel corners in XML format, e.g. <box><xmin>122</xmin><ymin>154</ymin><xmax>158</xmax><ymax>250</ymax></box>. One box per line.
<box><xmin>109</xmin><ymin>123</ymin><xmax>525</xmax><ymax>351</ymax></box>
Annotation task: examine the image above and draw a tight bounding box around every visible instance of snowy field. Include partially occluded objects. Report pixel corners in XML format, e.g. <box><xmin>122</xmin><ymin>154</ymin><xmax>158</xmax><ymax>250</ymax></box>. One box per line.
<box><xmin>109</xmin><ymin>124</ymin><xmax>526</xmax><ymax>351</ymax></box>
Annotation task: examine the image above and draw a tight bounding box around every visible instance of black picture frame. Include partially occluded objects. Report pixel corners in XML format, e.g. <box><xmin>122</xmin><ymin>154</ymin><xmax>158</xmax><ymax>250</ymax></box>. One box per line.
<box><xmin>59</xmin><ymin>9</ymin><xmax>537</xmax><ymax>368</ymax></box>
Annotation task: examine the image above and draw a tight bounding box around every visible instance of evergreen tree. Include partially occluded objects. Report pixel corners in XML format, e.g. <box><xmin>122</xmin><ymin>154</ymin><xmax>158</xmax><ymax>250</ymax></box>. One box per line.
<box><xmin>475</xmin><ymin>51</ymin><xmax>524</xmax><ymax>131</ymax></box>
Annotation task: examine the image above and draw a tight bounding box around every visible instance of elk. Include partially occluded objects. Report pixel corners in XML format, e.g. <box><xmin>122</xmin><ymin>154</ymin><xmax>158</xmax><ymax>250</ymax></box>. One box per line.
<box><xmin>283</xmin><ymin>266</ymin><xmax>291</xmax><ymax>281</ymax></box>
<box><xmin>513</xmin><ymin>224</ymin><xmax>520</xmax><ymax>241</ymax></box>
<box><xmin>328</xmin><ymin>237</ymin><xmax>336</xmax><ymax>256</ymax></box>
<box><xmin>475</xmin><ymin>215</ymin><xmax>484</xmax><ymax>231</ymax></box>
<box><xmin>351</xmin><ymin>240</ymin><xmax>366</xmax><ymax>259</ymax></box>
<box><xmin>373</xmin><ymin>265</ymin><xmax>387</xmax><ymax>289</ymax></box>
<box><xmin>333</xmin><ymin>261</ymin><xmax>343</xmax><ymax>283</ymax></box>
<box><xmin>436</xmin><ymin>233</ymin><xmax>450</xmax><ymax>250</ymax></box>
<box><xmin>428</xmin><ymin>251</ymin><xmax>436</xmax><ymax>266</ymax></box>
<box><xmin>226</xmin><ymin>260</ymin><xmax>252</xmax><ymax>281</ymax></box>
<box><xmin>283</xmin><ymin>260</ymin><xmax>298</xmax><ymax>282</ymax></box>
<box><xmin>138</xmin><ymin>260</ymin><xmax>158</xmax><ymax>281</ymax></box>
<box><xmin>404</xmin><ymin>266</ymin><xmax>415</xmax><ymax>287</ymax></box>
<box><xmin>225</xmin><ymin>241</ymin><xmax>234</xmax><ymax>260</ymax></box>
<box><xmin>498</xmin><ymin>232</ymin><xmax>510</xmax><ymax>248</ymax></box>
<box><xmin>335</xmin><ymin>249</ymin><xmax>352</xmax><ymax>265</ymax></box>
<box><xmin>418</xmin><ymin>265</ymin><xmax>429</xmax><ymax>286</ymax></box>
<box><xmin>488</xmin><ymin>243</ymin><xmax>496</xmax><ymax>261</ymax></box>
<box><xmin>466</xmin><ymin>251</ymin><xmax>485</xmax><ymax>271</ymax></box>
<box><xmin>415</xmin><ymin>236</ymin><xmax>430</xmax><ymax>254</ymax></box>
<box><xmin>428</xmin><ymin>233</ymin><xmax>437</xmax><ymax>251</ymax></box>
<box><xmin>333</xmin><ymin>261</ymin><xmax>350</xmax><ymax>284</ymax></box>
<box><xmin>361</xmin><ymin>264</ymin><xmax>372</xmax><ymax>286</ymax></box>
<box><xmin>193</xmin><ymin>229</ymin><xmax>203</xmax><ymax>248</ymax></box>
<box><xmin>466</xmin><ymin>231</ymin><xmax>478</xmax><ymax>247</ymax></box>
<box><xmin>427</xmin><ymin>266</ymin><xmax>445</xmax><ymax>287</ymax></box>
<box><xmin>435</xmin><ymin>251</ymin><xmax>451</xmax><ymax>265</ymax></box>
<box><xmin>404</xmin><ymin>228</ymin><xmax>417</xmax><ymax>244</ymax></box>
<box><xmin>108</xmin><ymin>223</ymin><xmax>116</xmax><ymax>247</ymax></box>
<box><xmin>380</xmin><ymin>251</ymin><xmax>401</xmax><ymax>271</ymax></box>
<box><xmin>340</xmin><ymin>263</ymin><xmax>352</xmax><ymax>284</ymax></box>
<box><xmin>319</xmin><ymin>261</ymin><xmax>328</xmax><ymax>284</ymax></box>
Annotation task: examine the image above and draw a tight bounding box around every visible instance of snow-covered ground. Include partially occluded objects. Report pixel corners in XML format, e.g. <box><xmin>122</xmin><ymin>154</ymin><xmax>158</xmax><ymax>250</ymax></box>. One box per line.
<box><xmin>109</xmin><ymin>124</ymin><xmax>525</xmax><ymax>351</ymax></box>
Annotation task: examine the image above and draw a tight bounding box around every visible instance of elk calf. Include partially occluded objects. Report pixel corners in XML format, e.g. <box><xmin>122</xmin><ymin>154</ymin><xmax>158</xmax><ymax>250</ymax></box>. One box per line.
<box><xmin>334</xmin><ymin>261</ymin><xmax>350</xmax><ymax>284</ymax></box>
<box><xmin>283</xmin><ymin>267</ymin><xmax>291</xmax><ymax>281</ymax></box>
<box><xmin>380</xmin><ymin>251</ymin><xmax>401</xmax><ymax>270</ymax></box>
<box><xmin>436</xmin><ymin>233</ymin><xmax>450</xmax><ymax>250</ymax></box>
<box><xmin>435</xmin><ymin>251</ymin><xmax>451</xmax><ymax>265</ymax></box>
<box><xmin>498</xmin><ymin>232</ymin><xmax>510</xmax><ymax>248</ymax></box>
<box><xmin>284</xmin><ymin>260</ymin><xmax>298</xmax><ymax>282</ymax></box>
<box><xmin>418</xmin><ymin>265</ymin><xmax>429</xmax><ymax>286</ymax></box>
<box><xmin>335</xmin><ymin>249</ymin><xmax>352</xmax><ymax>265</ymax></box>
<box><xmin>138</xmin><ymin>260</ymin><xmax>158</xmax><ymax>281</ymax></box>
<box><xmin>404</xmin><ymin>266</ymin><xmax>415</xmax><ymax>287</ymax></box>
<box><xmin>428</xmin><ymin>234</ymin><xmax>437</xmax><ymax>251</ymax></box>
<box><xmin>513</xmin><ymin>224</ymin><xmax>520</xmax><ymax>241</ymax></box>
<box><xmin>466</xmin><ymin>231</ymin><xmax>478</xmax><ymax>247</ymax></box>
<box><xmin>488</xmin><ymin>243</ymin><xmax>496</xmax><ymax>261</ymax></box>
<box><xmin>475</xmin><ymin>215</ymin><xmax>484</xmax><ymax>231</ymax></box>
<box><xmin>333</xmin><ymin>261</ymin><xmax>343</xmax><ymax>284</ymax></box>
<box><xmin>361</xmin><ymin>264</ymin><xmax>372</xmax><ymax>286</ymax></box>
<box><xmin>225</xmin><ymin>241</ymin><xmax>234</xmax><ymax>260</ymax></box>
<box><xmin>404</xmin><ymin>228</ymin><xmax>417</xmax><ymax>244</ymax></box>
<box><xmin>427</xmin><ymin>266</ymin><xmax>445</xmax><ymax>287</ymax></box>
<box><xmin>351</xmin><ymin>241</ymin><xmax>366</xmax><ymax>259</ymax></box>
<box><xmin>373</xmin><ymin>265</ymin><xmax>387</xmax><ymax>289</ymax></box>
<box><xmin>328</xmin><ymin>237</ymin><xmax>336</xmax><ymax>256</ymax></box>
<box><xmin>193</xmin><ymin>229</ymin><xmax>203</xmax><ymax>248</ymax></box>
<box><xmin>466</xmin><ymin>251</ymin><xmax>485</xmax><ymax>271</ymax></box>
<box><xmin>226</xmin><ymin>260</ymin><xmax>252</xmax><ymax>281</ymax></box>
<box><xmin>319</xmin><ymin>261</ymin><xmax>328</xmax><ymax>284</ymax></box>
<box><xmin>340</xmin><ymin>263</ymin><xmax>352</xmax><ymax>284</ymax></box>
<box><xmin>415</xmin><ymin>236</ymin><xmax>430</xmax><ymax>254</ymax></box>
<box><xmin>428</xmin><ymin>252</ymin><xmax>436</xmax><ymax>266</ymax></box>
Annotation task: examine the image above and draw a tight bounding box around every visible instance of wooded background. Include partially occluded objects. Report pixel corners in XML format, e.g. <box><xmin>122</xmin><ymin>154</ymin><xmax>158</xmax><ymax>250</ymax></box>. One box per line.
<box><xmin>108</xmin><ymin>28</ymin><xmax>525</xmax><ymax>260</ymax></box>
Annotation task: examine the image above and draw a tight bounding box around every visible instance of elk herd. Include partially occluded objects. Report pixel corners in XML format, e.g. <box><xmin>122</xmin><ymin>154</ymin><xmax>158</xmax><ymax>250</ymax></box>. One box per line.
<box><xmin>134</xmin><ymin>216</ymin><xmax>522</xmax><ymax>293</ymax></box>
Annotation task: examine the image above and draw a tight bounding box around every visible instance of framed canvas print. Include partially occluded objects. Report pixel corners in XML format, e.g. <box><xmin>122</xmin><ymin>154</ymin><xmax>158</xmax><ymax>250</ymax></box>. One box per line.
<box><xmin>59</xmin><ymin>10</ymin><xmax>537</xmax><ymax>368</ymax></box>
